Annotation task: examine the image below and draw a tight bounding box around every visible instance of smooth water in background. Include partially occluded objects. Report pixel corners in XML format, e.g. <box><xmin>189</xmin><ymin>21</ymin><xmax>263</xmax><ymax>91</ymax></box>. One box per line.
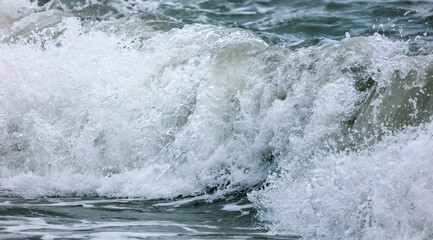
<box><xmin>0</xmin><ymin>0</ymin><xmax>432</xmax><ymax>239</ymax></box>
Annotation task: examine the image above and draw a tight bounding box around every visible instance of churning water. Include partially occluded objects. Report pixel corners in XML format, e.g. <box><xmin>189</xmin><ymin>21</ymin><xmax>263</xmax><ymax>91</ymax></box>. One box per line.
<box><xmin>0</xmin><ymin>0</ymin><xmax>432</xmax><ymax>239</ymax></box>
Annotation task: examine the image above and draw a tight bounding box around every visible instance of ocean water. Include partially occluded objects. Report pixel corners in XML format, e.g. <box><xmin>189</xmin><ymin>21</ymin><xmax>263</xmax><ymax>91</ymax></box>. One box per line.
<box><xmin>0</xmin><ymin>0</ymin><xmax>432</xmax><ymax>239</ymax></box>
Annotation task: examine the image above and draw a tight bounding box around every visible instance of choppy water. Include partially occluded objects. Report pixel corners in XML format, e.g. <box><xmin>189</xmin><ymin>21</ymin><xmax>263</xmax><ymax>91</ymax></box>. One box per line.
<box><xmin>0</xmin><ymin>0</ymin><xmax>432</xmax><ymax>239</ymax></box>
<box><xmin>1</xmin><ymin>194</ymin><xmax>295</xmax><ymax>239</ymax></box>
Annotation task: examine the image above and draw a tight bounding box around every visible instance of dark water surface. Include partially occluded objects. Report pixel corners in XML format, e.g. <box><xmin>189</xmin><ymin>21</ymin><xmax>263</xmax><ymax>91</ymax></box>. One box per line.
<box><xmin>1</xmin><ymin>194</ymin><xmax>294</xmax><ymax>239</ymax></box>
<box><xmin>38</xmin><ymin>0</ymin><xmax>433</xmax><ymax>48</ymax></box>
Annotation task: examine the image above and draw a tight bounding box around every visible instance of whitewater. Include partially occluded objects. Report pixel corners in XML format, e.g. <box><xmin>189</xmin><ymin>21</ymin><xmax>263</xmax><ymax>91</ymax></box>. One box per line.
<box><xmin>0</xmin><ymin>0</ymin><xmax>432</xmax><ymax>239</ymax></box>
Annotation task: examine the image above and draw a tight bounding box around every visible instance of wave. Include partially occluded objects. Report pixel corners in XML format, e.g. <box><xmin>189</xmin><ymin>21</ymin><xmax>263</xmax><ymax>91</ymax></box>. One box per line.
<box><xmin>0</xmin><ymin>1</ymin><xmax>432</xmax><ymax>239</ymax></box>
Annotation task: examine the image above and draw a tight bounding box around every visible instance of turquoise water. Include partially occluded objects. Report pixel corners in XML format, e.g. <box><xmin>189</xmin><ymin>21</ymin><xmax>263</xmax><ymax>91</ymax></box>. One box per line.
<box><xmin>1</xmin><ymin>0</ymin><xmax>432</xmax><ymax>239</ymax></box>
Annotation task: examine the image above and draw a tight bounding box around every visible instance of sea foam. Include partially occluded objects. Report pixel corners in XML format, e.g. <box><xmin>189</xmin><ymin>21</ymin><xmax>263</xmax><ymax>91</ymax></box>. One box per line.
<box><xmin>0</xmin><ymin>1</ymin><xmax>432</xmax><ymax>239</ymax></box>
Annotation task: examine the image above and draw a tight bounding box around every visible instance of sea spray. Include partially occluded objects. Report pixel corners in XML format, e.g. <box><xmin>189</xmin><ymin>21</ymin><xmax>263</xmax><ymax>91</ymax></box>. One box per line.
<box><xmin>250</xmin><ymin>122</ymin><xmax>433</xmax><ymax>239</ymax></box>
<box><xmin>1</xmin><ymin>17</ymin><xmax>277</xmax><ymax>197</ymax></box>
<box><xmin>1</xmin><ymin>0</ymin><xmax>432</xmax><ymax>239</ymax></box>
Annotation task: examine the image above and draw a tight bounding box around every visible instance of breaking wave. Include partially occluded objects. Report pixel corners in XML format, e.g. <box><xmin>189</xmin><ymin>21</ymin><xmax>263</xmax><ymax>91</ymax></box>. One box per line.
<box><xmin>0</xmin><ymin>0</ymin><xmax>432</xmax><ymax>239</ymax></box>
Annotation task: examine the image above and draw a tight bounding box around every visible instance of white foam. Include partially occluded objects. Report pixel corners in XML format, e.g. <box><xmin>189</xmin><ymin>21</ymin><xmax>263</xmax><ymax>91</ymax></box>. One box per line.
<box><xmin>250</xmin><ymin>121</ymin><xmax>433</xmax><ymax>239</ymax></box>
<box><xmin>0</xmin><ymin>16</ymin><xmax>272</xmax><ymax>198</ymax></box>
<box><xmin>0</xmin><ymin>2</ymin><xmax>432</xmax><ymax>239</ymax></box>
<box><xmin>0</xmin><ymin>0</ymin><xmax>36</xmax><ymax>28</ymax></box>
<box><xmin>153</xmin><ymin>194</ymin><xmax>214</xmax><ymax>207</ymax></box>
<box><xmin>222</xmin><ymin>203</ymin><xmax>255</xmax><ymax>211</ymax></box>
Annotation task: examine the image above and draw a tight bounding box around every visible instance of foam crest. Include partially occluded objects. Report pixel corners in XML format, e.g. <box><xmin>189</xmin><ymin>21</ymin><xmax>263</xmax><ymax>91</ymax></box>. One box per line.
<box><xmin>0</xmin><ymin>0</ymin><xmax>36</xmax><ymax>28</ymax></box>
<box><xmin>247</xmin><ymin>37</ymin><xmax>433</xmax><ymax>239</ymax></box>
<box><xmin>0</xmin><ymin>17</ymin><xmax>275</xmax><ymax>198</ymax></box>
<box><xmin>0</xmin><ymin>3</ymin><xmax>432</xmax><ymax>238</ymax></box>
<box><xmin>251</xmin><ymin>122</ymin><xmax>433</xmax><ymax>239</ymax></box>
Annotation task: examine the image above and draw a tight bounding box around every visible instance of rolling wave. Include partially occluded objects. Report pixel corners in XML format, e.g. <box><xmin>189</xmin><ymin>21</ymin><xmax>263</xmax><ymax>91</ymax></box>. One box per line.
<box><xmin>0</xmin><ymin>0</ymin><xmax>432</xmax><ymax>239</ymax></box>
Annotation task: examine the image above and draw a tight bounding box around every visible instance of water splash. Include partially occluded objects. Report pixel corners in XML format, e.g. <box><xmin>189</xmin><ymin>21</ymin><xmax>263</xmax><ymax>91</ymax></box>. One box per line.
<box><xmin>1</xmin><ymin>1</ymin><xmax>432</xmax><ymax>239</ymax></box>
